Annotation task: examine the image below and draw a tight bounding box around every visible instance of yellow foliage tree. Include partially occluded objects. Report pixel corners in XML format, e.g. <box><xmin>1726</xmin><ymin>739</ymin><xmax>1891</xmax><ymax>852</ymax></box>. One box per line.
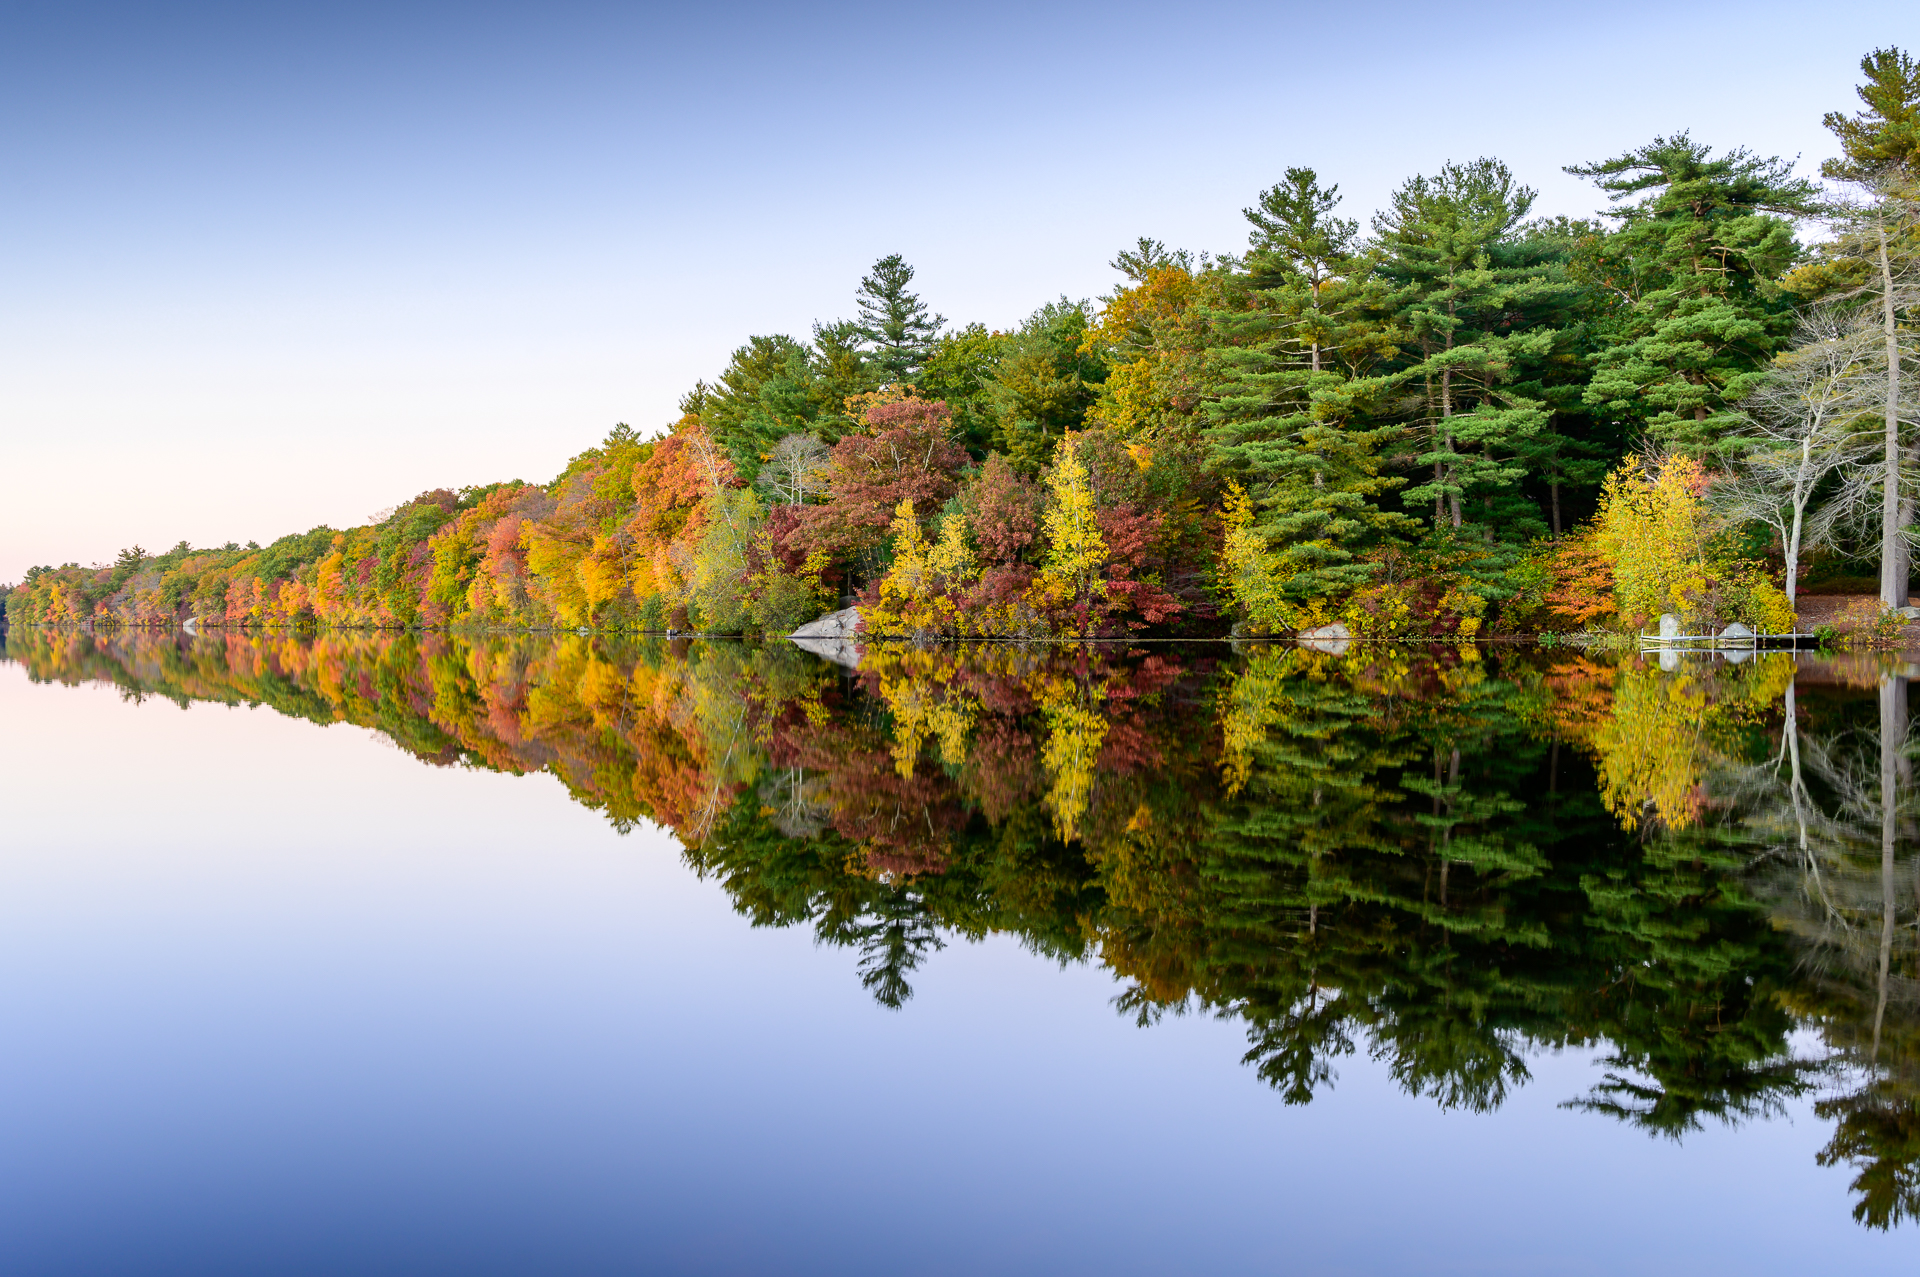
<box><xmin>1217</xmin><ymin>481</ymin><xmax>1298</xmax><ymax>634</ymax></box>
<box><xmin>1594</xmin><ymin>455</ymin><xmax>1794</xmax><ymax>633</ymax></box>
<box><xmin>1028</xmin><ymin>434</ymin><xmax>1109</xmax><ymax>632</ymax></box>
<box><xmin>865</xmin><ymin>498</ymin><xmax>978</xmax><ymax>638</ymax></box>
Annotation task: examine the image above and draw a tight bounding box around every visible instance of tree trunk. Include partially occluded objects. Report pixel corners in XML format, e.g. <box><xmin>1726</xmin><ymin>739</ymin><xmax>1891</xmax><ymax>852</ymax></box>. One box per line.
<box><xmin>1787</xmin><ymin>430</ymin><xmax>1811</xmax><ymax>608</ymax></box>
<box><xmin>1309</xmin><ymin>276</ymin><xmax>1323</xmax><ymax>374</ymax></box>
<box><xmin>1442</xmin><ymin>352</ymin><xmax>1461</xmax><ymax>530</ymax></box>
<box><xmin>1550</xmin><ymin>477</ymin><xmax>1562</xmax><ymax>539</ymax></box>
<box><xmin>1877</xmin><ymin>215</ymin><xmax>1908</xmax><ymax>608</ymax></box>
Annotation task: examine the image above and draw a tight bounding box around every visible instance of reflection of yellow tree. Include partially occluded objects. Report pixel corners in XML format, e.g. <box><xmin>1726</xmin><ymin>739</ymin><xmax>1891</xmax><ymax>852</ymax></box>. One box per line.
<box><xmin>861</xmin><ymin>644</ymin><xmax>1139</xmax><ymax>843</ymax></box>
<box><xmin>1593</xmin><ymin>665</ymin><xmax>1712</xmax><ymax>828</ymax></box>
<box><xmin>1036</xmin><ymin>672</ymin><xmax>1108</xmax><ymax>843</ymax></box>
<box><xmin>1217</xmin><ymin>646</ymin><xmax>1299</xmax><ymax>795</ymax></box>
<box><xmin>872</xmin><ymin>649</ymin><xmax>979</xmax><ymax>779</ymax></box>
<box><xmin>1587</xmin><ymin>654</ymin><xmax>1795</xmax><ymax>830</ymax></box>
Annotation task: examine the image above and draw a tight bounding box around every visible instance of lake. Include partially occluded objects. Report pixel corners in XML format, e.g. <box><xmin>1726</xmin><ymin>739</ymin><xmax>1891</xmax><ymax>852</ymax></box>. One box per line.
<box><xmin>1</xmin><ymin>629</ymin><xmax>1915</xmax><ymax>1275</ymax></box>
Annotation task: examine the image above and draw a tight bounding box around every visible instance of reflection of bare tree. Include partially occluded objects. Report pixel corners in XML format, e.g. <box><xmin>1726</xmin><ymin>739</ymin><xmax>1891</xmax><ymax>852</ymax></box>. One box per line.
<box><xmin>758</xmin><ymin>765</ymin><xmax>830</xmax><ymax>839</ymax></box>
<box><xmin>1726</xmin><ymin>665</ymin><xmax>1920</xmax><ymax>1226</ymax></box>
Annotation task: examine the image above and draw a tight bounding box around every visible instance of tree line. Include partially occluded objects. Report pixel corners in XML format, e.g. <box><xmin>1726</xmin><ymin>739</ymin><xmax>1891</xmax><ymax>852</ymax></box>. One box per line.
<box><xmin>7</xmin><ymin>46</ymin><xmax>1917</xmax><ymax>638</ymax></box>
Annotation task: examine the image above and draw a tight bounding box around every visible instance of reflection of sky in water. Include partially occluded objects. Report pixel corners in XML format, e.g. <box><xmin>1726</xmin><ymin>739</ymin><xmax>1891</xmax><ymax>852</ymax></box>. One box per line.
<box><xmin>0</xmin><ymin>666</ymin><xmax>1905</xmax><ymax>1275</ymax></box>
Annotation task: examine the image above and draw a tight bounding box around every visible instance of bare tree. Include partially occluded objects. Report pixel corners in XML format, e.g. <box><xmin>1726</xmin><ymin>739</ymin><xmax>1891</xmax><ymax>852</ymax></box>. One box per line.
<box><xmin>1820</xmin><ymin>178</ymin><xmax>1920</xmax><ymax>607</ymax></box>
<box><xmin>763</xmin><ymin>432</ymin><xmax>832</xmax><ymax>507</ymax></box>
<box><xmin>1715</xmin><ymin>307</ymin><xmax>1881</xmax><ymax>605</ymax></box>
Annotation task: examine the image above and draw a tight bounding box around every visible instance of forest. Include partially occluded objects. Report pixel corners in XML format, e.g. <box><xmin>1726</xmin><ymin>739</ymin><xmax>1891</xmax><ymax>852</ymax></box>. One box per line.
<box><xmin>6</xmin><ymin>47</ymin><xmax>1919</xmax><ymax>641</ymax></box>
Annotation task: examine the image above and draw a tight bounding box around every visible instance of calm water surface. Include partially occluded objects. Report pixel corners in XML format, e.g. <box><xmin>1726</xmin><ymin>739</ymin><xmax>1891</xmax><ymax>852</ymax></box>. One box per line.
<box><xmin>1</xmin><ymin>630</ymin><xmax>1915</xmax><ymax>1275</ymax></box>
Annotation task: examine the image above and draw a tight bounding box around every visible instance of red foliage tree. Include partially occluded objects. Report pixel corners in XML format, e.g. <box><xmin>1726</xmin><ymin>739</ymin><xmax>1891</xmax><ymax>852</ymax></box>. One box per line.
<box><xmin>790</xmin><ymin>398</ymin><xmax>968</xmax><ymax>566</ymax></box>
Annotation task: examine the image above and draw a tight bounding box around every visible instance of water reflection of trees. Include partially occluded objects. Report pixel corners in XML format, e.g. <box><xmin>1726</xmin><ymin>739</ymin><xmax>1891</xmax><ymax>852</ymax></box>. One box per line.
<box><xmin>1714</xmin><ymin>662</ymin><xmax>1920</xmax><ymax>1227</ymax></box>
<box><xmin>8</xmin><ymin>628</ymin><xmax>1918</xmax><ymax>1226</ymax></box>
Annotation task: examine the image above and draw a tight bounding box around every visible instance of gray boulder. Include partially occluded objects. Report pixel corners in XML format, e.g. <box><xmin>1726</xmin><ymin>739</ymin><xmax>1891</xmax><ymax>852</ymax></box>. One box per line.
<box><xmin>1296</xmin><ymin>621</ymin><xmax>1352</xmax><ymax>656</ymax></box>
<box><xmin>1658</xmin><ymin>613</ymin><xmax>1681</xmax><ymax>639</ymax></box>
<box><xmin>790</xmin><ymin>607</ymin><xmax>864</xmax><ymax>669</ymax></box>
<box><xmin>1719</xmin><ymin>622</ymin><xmax>1755</xmax><ymax>644</ymax></box>
<box><xmin>791</xmin><ymin>607</ymin><xmax>861</xmax><ymax>640</ymax></box>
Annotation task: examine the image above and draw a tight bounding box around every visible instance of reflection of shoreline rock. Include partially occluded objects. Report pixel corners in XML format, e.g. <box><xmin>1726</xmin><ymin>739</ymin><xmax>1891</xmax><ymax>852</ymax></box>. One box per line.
<box><xmin>791</xmin><ymin>607</ymin><xmax>863</xmax><ymax>669</ymax></box>
<box><xmin>1295</xmin><ymin>622</ymin><xmax>1351</xmax><ymax>655</ymax></box>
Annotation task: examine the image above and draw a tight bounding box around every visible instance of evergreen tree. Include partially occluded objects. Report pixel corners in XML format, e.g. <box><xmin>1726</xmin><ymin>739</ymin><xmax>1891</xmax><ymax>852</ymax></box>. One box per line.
<box><xmin>920</xmin><ymin>322</ymin><xmax>1008</xmax><ymax>456</ymax></box>
<box><xmin>1510</xmin><ymin>217</ymin><xmax>1621</xmax><ymax>536</ymax></box>
<box><xmin>701</xmin><ymin>328</ymin><xmax>884</xmax><ymax>488</ymax></box>
<box><xmin>1204</xmin><ymin>168</ymin><xmax>1414</xmax><ymax>601</ymax></box>
<box><xmin>1242</xmin><ymin>167</ymin><xmax>1362</xmax><ymax>373</ymax></box>
<box><xmin>701</xmin><ymin>335</ymin><xmax>821</xmax><ymax>484</ymax></box>
<box><xmin>1369</xmin><ymin>158</ymin><xmax>1574</xmax><ymax>537</ymax></box>
<box><xmin>1823</xmin><ymin>46</ymin><xmax>1920</xmax><ymax>179</ymax></box>
<box><xmin>854</xmin><ymin>253</ymin><xmax>945</xmax><ymax>384</ymax></box>
<box><xmin>1567</xmin><ymin>135</ymin><xmax>1818</xmax><ymax>457</ymax></box>
<box><xmin>809</xmin><ymin>319</ymin><xmax>879</xmax><ymax>423</ymax></box>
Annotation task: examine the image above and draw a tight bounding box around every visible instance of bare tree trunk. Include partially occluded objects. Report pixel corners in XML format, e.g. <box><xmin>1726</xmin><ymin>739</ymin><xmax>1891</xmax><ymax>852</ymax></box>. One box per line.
<box><xmin>1878</xmin><ymin>215</ymin><xmax>1909</xmax><ymax>608</ymax></box>
<box><xmin>1786</xmin><ymin>432</ymin><xmax>1812</xmax><ymax>608</ymax></box>
<box><xmin>1785</xmin><ymin>679</ymin><xmax>1808</xmax><ymax>862</ymax></box>
<box><xmin>1550</xmin><ymin>477</ymin><xmax>1562</xmax><ymax>539</ymax></box>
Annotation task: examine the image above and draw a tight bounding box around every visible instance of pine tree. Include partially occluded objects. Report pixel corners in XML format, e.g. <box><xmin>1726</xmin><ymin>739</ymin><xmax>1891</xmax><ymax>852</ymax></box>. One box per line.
<box><xmin>1814</xmin><ymin>47</ymin><xmax>1920</xmax><ymax>607</ymax></box>
<box><xmin>1368</xmin><ymin>158</ymin><xmax>1575</xmax><ymax>537</ymax></box>
<box><xmin>701</xmin><ymin>335</ymin><xmax>823</xmax><ymax>484</ymax></box>
<box><xmin>1242</xmin><ymin>167</ymin><xmax>1362</xmax><ymax>374</ymax></box>
<box><xmin>1567</xmin><ymin>135</ymin><xmax>1818</xmax><ymax>457</ymax></box>
<box><xmin>1204</xmin><ymin>168</ymin><xmax>1414</xmax><ymax>602</ymax></box>
<box><xmin>854</xmin><ymin>254</ymin><xmax>945</xmax><ymax>384</ymax></box>
<box><xmin>1823</xmin><ymin>46</ymin><xmax>1920</xmax><ymax>180</ymax></box>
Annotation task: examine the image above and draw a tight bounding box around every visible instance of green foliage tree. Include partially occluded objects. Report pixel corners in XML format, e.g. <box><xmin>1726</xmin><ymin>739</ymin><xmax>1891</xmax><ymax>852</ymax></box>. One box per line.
<box><xmin>1205</xmin><ymin>167</ymin><xmax>1416</xmax><ymax>601</ymax></box>
<box><xmin>854</xmin><ymin>253</ymin><xmax>945</xmax><ymax>383</ymax></box>
<box><xmin>986</xmin><ymin>300</ymin><xmax>1108</xmax><ymax>476</ymax></box>
<box><xmin>1369</xmin><ymin>158</ymin><xmax>1577</xmax><ymax>538</ymax></box>
<box><xmin>1567</xmin><ymin>135</ymin><xmax>1818</xmax><ymax>456</ymax></box>
<box><xmin>919</xmin><ymin>322</ymin><xmax>1006</xmax><ymax>455</ymax></box>
<box><xmin>1824</xmin><ymin>46</ymin><xmax>1920</xmax><ymax>178</ymax></box>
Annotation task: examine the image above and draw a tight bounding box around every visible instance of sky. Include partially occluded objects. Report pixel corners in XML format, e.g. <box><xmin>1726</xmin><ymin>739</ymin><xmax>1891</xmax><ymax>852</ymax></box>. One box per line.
<box><xmin>0</xmin><ymin>0</ymin><xmax>1909</xmax><ymax>583</ymax></box>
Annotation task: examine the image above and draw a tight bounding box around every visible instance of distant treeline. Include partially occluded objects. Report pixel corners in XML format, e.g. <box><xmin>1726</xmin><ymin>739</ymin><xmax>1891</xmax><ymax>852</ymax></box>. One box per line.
<box><xmin>8</xmin><ymin>47</ymin><xmax>1917</xmax><ymax>638</ymax></box>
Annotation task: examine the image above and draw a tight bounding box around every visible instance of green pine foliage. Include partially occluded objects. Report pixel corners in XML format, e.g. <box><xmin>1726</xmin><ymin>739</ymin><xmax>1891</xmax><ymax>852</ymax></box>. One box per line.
<box><xmin>1566</xmin><ymin>135</ymin><xmax>1819</xmax><ymax>457</ymax></box>
<box><xmin>1203</xmin><ymin>168</ymin><xmax>1414</xmax><ymax>598</ymax></box>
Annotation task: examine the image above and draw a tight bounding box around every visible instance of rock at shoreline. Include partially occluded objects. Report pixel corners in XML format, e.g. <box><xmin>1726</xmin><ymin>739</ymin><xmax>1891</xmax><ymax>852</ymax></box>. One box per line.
<box><xmin>1296</xmin><ymin>622</ymin><xmax>1351</xmax><ymax>655</ymax></box>
<box><xmin>1658</xmin><ymin>613</ymin><xmax>1681</xmax><ymax>638</ymax></box>
<box><xmin>790</xmin><ymin>607</ymin><xmax>863</xmax><ymax>669</ymax></box>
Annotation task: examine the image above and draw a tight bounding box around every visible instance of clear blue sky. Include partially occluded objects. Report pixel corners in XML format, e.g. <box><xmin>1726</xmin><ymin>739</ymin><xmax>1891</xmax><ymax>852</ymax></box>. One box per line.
<box><xmin>0</xmin><ymin>0</ymin><xmax>1907</xmax><ymax>581</ymax></box>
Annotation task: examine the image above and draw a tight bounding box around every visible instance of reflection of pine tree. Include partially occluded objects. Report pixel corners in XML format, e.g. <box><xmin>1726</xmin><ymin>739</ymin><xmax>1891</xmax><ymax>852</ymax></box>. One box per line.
<box><xmin>1567</xmin><ymin>821</ymin><xmax>1814</xmax><ymax>1135</ymax></box>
